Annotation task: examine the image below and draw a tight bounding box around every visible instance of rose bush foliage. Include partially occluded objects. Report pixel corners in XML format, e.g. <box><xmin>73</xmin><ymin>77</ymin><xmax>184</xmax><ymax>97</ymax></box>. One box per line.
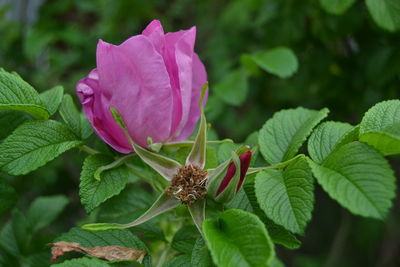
<box><xmin>0</xmin><ymin>13</ymin><xmax>400</xmax><ymax>267</ymax></box>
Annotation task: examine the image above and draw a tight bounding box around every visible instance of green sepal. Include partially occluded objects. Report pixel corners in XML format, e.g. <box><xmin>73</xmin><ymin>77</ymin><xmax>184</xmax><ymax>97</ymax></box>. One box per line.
<box><xmin>213</xmin><ymin>152</ymin><xmax>242</xmax><ymax>203</ymax></box>
<box><xmin>110</xmin><ymin>107</ymin><xmax>181</xmax><ymax>180</ymax></box>
<box><xmin>186</xmin><ymin>111</ymin><xmax>207</xmax><ymax>168</ymax></box>
<box><xmin>82</xmin><ymin>192</ymin><xmax>180</xmax><ymax>231</ymax></box>
<box><xmin>188</xmin><ymin>198</ymin><xmax>206</xmax><ymax>233</ymax></box>
<box><xmin>207</xmin><ymin>160</ymin><xmax>231</xmax><ymax>196</ymax></box>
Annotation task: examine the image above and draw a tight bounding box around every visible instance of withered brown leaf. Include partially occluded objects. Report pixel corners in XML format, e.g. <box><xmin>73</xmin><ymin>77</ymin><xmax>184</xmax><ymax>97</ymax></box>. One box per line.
<box><xmin>50</xmin><ymin>241</ymin><xmax>147</xmax><ymax>263</ymax></box>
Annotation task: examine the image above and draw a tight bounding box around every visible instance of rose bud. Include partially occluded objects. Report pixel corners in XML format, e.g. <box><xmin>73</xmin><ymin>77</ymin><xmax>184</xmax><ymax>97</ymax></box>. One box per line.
<box><xmin>76</xmin><ymin>20</ymin><xmax>207</xmax><ymax>153</ymax></box>
<box><xmin>208</xmin><ymin>149</ymin><xmax>252</xmax><ymax>203</ymax></box>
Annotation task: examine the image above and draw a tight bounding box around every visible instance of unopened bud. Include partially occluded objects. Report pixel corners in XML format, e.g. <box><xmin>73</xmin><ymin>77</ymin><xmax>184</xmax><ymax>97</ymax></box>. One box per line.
<box><xmin>208</xmin><ymin>149</ymin><xmax>252</xmax><ymax>203</ymax></box>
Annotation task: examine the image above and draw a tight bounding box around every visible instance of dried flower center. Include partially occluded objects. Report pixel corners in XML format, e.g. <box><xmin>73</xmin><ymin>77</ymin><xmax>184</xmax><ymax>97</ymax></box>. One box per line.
<box><xmin>166</xmin><ymin>165</ymin><xmax>208</xmax><ymax>206</ymax></box>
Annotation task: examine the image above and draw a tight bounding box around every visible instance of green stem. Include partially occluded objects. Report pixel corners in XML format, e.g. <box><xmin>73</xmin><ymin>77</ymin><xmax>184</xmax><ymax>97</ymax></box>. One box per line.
<box><xmin>79</xmin><ymin>145</ymin><xmax>100</xmax><ymax>155</ymax></box>
<box><xmin>246</xmin><ymin>154</ymin><xmax>305</xmax><ymax>175</ymax></box>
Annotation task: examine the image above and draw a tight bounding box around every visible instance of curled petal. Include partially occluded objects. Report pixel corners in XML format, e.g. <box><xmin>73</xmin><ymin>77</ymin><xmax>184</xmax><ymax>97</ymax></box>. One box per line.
<box><xmin>77</xmin><ymin>69</ymin><xmax>131</xmax><ymax>153</ymax></box>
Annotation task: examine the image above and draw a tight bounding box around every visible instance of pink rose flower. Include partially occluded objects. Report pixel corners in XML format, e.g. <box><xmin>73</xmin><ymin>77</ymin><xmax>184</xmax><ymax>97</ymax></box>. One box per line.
<box><xmin>77</xmin><ymin>20</ymin><xmax>207</xmax><ymax>153</ymax></box>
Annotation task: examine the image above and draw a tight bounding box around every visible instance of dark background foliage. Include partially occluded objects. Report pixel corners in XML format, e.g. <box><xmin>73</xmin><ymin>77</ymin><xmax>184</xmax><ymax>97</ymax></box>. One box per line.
<box><xmin>0</xmin><ymin>0</ymin><xmax>399</xmax><ymax>266</ymax></box>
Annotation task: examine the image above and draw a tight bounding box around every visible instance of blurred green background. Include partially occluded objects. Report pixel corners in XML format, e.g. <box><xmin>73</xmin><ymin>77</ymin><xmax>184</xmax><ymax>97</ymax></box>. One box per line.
<box><xmin>0</xmin><ymin>0</ymin><xmax>399</xmax><ymax>266</ymax></box>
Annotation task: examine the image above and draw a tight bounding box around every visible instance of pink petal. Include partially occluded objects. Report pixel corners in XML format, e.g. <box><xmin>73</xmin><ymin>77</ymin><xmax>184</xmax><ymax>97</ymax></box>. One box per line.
<box><xmin>96</xmin><ymin>37</ymin><xmax>174</xmax><ymax>148</ymax></box>
<box><xmin>164</xmin><ymin>27</ymin><xmax>199</xmax><ymax>139</ymax></box>
<box><xmin>143</xmin><ymin>20</ymin><xmax>184</xmax><ymax>140</ymax></box>
<box><xmin>142</xmin><ymin>20</ymin><xmax>165</xmax><ymax>55</ymax></box>
<box><xmin>174</xmin><ymin>53</ymin><xmax>208</xmax><ymax>140</ymax></box>
<box><xmin>77</xmin><ymin>69</ymin><xmax>132</xmax><ymax>153</ymax></box>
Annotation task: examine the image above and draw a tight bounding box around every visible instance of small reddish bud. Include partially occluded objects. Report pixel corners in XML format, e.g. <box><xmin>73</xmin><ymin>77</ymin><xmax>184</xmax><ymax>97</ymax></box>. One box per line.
<box><xmin>216</xmin><ymin>151</ymin><xmax>252</xmax><ymax>196</ymax></box>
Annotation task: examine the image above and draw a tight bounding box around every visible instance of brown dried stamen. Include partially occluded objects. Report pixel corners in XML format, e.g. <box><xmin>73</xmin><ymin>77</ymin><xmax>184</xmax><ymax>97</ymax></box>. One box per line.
<box><xmin>166</xmin><ymin>165</ymin><xmax>208</xmax><ymax>206</ymax></box>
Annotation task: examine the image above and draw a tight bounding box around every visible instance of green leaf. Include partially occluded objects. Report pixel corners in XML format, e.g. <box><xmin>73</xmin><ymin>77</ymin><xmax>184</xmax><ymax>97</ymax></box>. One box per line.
<box><xmin>259</xmin><ymin>107</ymin><xmax>329</xmax><ymax>165</ymax></box>
<box><xmin>172</xmin><ymin>225</ymin><xmax>200</xmax><ymax>254</ymax></box>
<box><xmin>217</xmin><ymin>142</ymin><xmax>239</xmax><ymax>163</ymax></box>
<box><xmin>39</xmin><ymin>85</ymin><xmax>64</xmax><ymax>116</ymax></box>
<box><xmin>308</xmin><ymin>121</ymin><xmax>355</xmax><ymax>164</ymax></box>
<box><xmin>250</xmin><ymin>47</ymin><xmax>298</xmax><ymax>78</ymax></box>
<box><xmin>0</xmin><ymin>222</ymin><xmax>19</xmax><ymax>257</ymax></box>
<box><xmin>255</xmin><ymin>156</ymin><xmax>314</xmax><ymax>234</ymax></box>
<box><xmin>214</xmin><ymin>68</ymin><xmax>248</xmax><ymax>106</ymax></box>
<box><xmin>163</xmin><ymin>254</ymin><xmax>191</xmax><ymax>267</ymax></box>
<box><xmin>243</xmin><ymin>181</ymin><xmax>301</xmax><ymax>249</ymax></box>
<box><xmin>366</xmin><ymin>0</ymin><xmax>400</xmax><ymax>32</ymax></box>
<box><xmin>51</xmin><ymin>257</ymin><xmax>110</xmax><ymax>266</ymax></box>
<box><xmin>0</xmin><ymin>110</ymin><xmax>31</xmax><ymax>141</ymax></box>
<box><xmin>0</xmin><ymin>69</ymin><xmax>49</xmax><ymax>119</ymax></box>
<box><xmin>0</xmin><ymin>120</ymin><xmax>82</xmax><ymax>175</ymax></box>
<box><xmin>80</xmin><ymin>113</ymin><xmax>93</xmax><ymax>139</ymax></box>
<box><xmin>225</xmin><ymin>187</ymin><xmax>254</xmax><ymax>212</ymax></box>
<box><xmin>191</xmin><ymin>238</ymin><xmax>213</xmax><ymax>267</ymax></box>
<box><xmin>55</xmin><ymin>227</ymin><xmax>150</xmax><ymax>266</ymax></box>
<box><xmin>26</xmin><ymin>252</ymin><xmax>52</xmax><ymax>267</ymax></box>
<box><xmin>309</xmin><ymin>142</ymin><xmax>396</xmax><ymax>219</ymax></box>
<box><xmin>0</xmin><ymin>181</ymin><xmax>17</xmax><ymax>215</ymax></box>
<box><xmin>27</xmin><ymin>195</ymin><xmax>69</xmax><ymax>233</ymax></box>
<box><xmin>60</xmin><ymin>94</ymin><xmax>82</xmax><ymax>137</ymax></box>
<box><xmin>227</xmin><ymin>181</ymin><xmax>300</xmax><ymax>248</ymax></box>
<box><xmin>203</xmin><ymin>209</ymin><xmax>275</xmax><ymax>267</ymax></box>
<box><xmin>359</xmin><ymin>100</ymin><xmax>400</xmax><ymax>155</ymax></box>
<box><xmin>80</xmin><ymin>154</ymin><xmax>130</xmax><ymax>213</ymax></box>
<box><xmin>264</xmin><ymin>218</ymin><xmax>301</xmax><ymax>250</ymax></box>
<box><xmin>319</xmin><ymin>0</ymin><xmax>356</xmax><ymax>15</ymax></box>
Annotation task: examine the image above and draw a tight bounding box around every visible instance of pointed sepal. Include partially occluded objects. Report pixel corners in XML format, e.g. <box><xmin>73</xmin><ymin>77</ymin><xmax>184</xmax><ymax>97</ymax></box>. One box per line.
<box><xmin>214</xmin><ymin>152</ymin><xmax>242</xmax><ymax>203</ymax></box>
<box><xmin>82</xmin><ymin>192</ymin><xmax>180</xmax><ymax>231</ymax></box>
<box><xmin>110</xmin><ymin>107</ymin><xmax>181</xmax><ymax>180</ymax></box>
<box><xmin>188</xmin><ymin>198</ymin><xmax>206</xmax><ymax>233</ymax></box>
<box><xmin>207</xmin><ymin>148</ymin><xmax>252</xmax><ymax>203</ymax></box>
<box><xmin>207</xmin><ymin>159</ymin><xmax>231</xmax><ymax>197</ymax></box>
